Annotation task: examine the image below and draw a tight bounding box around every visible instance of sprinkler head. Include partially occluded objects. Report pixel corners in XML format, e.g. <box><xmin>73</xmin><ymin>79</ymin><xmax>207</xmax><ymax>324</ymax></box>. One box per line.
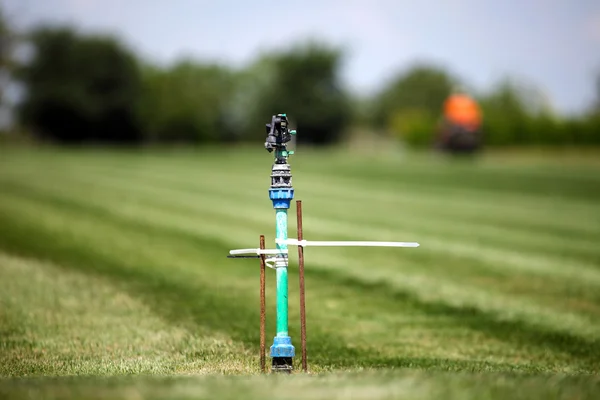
<box><xmin>265</xmin><ymin>114</ymin><xmax>293</xmax><ymax>153</ymax></box>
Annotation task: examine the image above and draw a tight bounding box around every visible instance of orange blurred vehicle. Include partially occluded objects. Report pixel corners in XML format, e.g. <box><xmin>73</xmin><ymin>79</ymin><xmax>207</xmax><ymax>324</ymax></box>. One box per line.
<box><xmin>436</xmin><ymin>90</ymin><xmax>483</xmax><ymax>153</ymax></box>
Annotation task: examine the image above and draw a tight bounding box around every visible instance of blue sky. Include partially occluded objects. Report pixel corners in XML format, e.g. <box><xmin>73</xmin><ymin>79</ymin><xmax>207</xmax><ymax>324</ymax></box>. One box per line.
<box><xmin>4</xmin><ymin>0</ymin><xmax>600</xmax><ymax>115</ymax></box>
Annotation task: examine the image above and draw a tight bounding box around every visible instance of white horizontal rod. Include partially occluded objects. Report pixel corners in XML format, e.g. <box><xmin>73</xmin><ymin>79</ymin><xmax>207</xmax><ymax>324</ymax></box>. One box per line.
<box><xmin>277</xmin><ymin>239</ymin><xmax>420</xmax><ymax>248</ymax></box>
<box><xmin>229</xmin><ymin>248</ymin><xmax>289</xmax><ymax>255</ymax></box>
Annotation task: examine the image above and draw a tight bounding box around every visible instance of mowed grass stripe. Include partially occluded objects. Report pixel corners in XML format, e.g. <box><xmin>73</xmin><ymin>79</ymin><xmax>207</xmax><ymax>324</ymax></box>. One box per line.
<box><xmin>2</xmin><ymin>167</ymin><xmax>600</xmax><ymax>326</ymax></box>
<box><xmin>3</xmin><ymin>150</ymin><xmax>599</xmax><ymax>237</ymax></box>
<box><xmin>2</xmin><ymin>158</ymin><xmax>599</xmax><ymax>275</ymax></box>
<box><xmin>14</xmin><ymin>144</ymin><xmax>600</xmax><ymax>192</ymax></box>
<box><xmin>0</xmin><ymin>201</ymin><xmax>334</xmax><ymax>374</ymax></box>
<box><xmin>3</xmin><ymin>166</ymin><xmax>599</xmax><ymax>295</ymax></box>
<box><xmin>2</xmin><ymin>172</ymin><xmax>600</xmax><ymax>358</ymax></box>
<box><xmin>36</xmin><ymin>152</ymin><xmax>600</xmax><ymax>223</ymax></box>
<box><xmin>5</xmin><ymin>157</ymin><xmax>598</xmax><ymax>260</ymax></box>
<box><xmin>3</xmin><ymin>167</ymin><xmax>600</xmax><ymax>321</ymax></box>
<box><xmin>19</xmin><ymin>152</ymin><xmax>600</xmax><ymax>249</ymax></box>
<box><xmin>0</xmin><ymin>199</ymin><xmax>549</xmax><ymax>374</ymax></box>
<box><xmin>0</xmin><ymin>192</ymin><xmax>415</xmax><ymax>374</ymax></box>
<box><xmin>0</xmin><ymin>190</ymin><xmax>597</xmax><ymax>373</ymax></box>
<box><xmin>1</xmin><ymin>371</ymin><xmax>600</xmax><ymax>400</ymax></box>
<box><xmin>0</xmin><ymin>252</ymin><xmax>254</xmax><ymax>376</ymax></box>
<box><xmin>330</xmin><ymin>161</ymin><xmax>600</xmax><ymax>203</ymax></box>
<box><xmin>1</xmin><ymin>150</ymin><xmax>600</xmax><ymax>372</ymax></box>
<box><xmin>3</xmin><ymin>158</ymin><xmax>598</xmax><ymax>283</ymax></box>
<box><xmin>288</xmin><ymin>148</ymin><xmax>600</xmax><ymax>197</ymax></box>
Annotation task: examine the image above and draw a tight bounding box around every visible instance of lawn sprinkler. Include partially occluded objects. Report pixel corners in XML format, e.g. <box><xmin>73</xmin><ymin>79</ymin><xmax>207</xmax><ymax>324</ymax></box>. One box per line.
<box><xmin>227</xmin><ymin>114</ymin><xmax>420</xmax><ymax>374</ymax></box>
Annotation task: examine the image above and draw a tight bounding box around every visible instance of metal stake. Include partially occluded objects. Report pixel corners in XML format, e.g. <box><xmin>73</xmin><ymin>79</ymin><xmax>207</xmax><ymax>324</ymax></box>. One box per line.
<box><xmin>297</xmin><ymin>200</ymin><xmax>307</xmax><ymax>372</ymax></box>
<box><xmin>259</xmin><ymin>234</ymin><xmax>266</xmax><ymax>373</ymax></box>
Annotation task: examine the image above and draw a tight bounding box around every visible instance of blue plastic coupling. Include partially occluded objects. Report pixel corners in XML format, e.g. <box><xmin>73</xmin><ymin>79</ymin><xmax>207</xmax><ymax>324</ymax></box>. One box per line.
<box><xmin>269</xmin><ymin>188</ymin><xmax>294</xmax><ymax>209</ymax></box>
<box><xmin>270</xmin><ymin>336</ymin><xmax>295</xmax><ymax>357</ymax></box>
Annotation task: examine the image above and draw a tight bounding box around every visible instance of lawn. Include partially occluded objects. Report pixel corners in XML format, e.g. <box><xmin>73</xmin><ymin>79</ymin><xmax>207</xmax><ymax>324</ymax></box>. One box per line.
<box><xmin>0</xmin><ymin>145</ymin><xmax>599</xmax><ymax>399</ymax></box>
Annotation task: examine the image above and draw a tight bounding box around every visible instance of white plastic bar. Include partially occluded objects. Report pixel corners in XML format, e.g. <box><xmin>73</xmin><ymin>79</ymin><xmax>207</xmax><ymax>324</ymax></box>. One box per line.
<box><xmin>229</xmin><ymin>248</ymin><xmax>289</xmax><ymax>256</ymax></box>
<box><xmin>277</xmin><ymin>239</ymin><xmax>420</xmax><ymax>248</ymax></box>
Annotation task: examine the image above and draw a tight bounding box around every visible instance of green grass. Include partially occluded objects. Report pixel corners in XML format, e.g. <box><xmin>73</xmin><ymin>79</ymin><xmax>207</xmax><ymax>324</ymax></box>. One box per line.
<box><xmin>0</xmin><ymin>145</ymin><xmax>599</xmax><ymax>399</ymax></box>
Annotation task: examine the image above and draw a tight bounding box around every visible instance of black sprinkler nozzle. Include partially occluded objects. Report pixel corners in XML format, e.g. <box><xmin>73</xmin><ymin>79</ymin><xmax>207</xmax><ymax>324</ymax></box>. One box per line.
<box><xmin>264</xmin><ymin>114</ymin><xmax>293</xmax><ymax>153</ymax></box>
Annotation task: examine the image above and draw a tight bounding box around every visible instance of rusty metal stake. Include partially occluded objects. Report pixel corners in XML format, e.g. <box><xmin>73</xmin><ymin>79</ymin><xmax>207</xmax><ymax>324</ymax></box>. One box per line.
<box><xmin>259</xmin><ymin>234</ymin><xmax>266</xmax><ymax>373</ymax></box>
<box><xmin>296</xmin><ymin>200</ymin><xmax>307</xmax><ymax>372</ymax></box>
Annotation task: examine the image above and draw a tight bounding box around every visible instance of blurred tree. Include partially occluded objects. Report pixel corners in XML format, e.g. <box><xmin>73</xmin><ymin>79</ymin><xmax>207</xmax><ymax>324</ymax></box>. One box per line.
<box><xmin>478</xmin><ymin>78</ymin><xmax>557</xmax><ymax>145</ymax></box>
<box><xmin>227</xmin><ymin>53</ymin><xmax>278</xmax><ymax>142</ymax></box>
<box><xmin>388</xmin><ymin>108</ymin><xmax>437</xmax><ymax>146</ymax></box>
<box><xmin>0</xmin><ymin>6</ymin><xmax>18</xmax><ymax>129</ymax></box>
<box><xmin>137</xmin><ymin>59</ymin><xmax>238</xmax><ymax>144</ymax></box>
<box><xmin>0</xmin><ymin>7</ymin><xmax>10</xmax><ymax>110</ymax></box>
<box><xmin>373</xmin><ymin>63</ymin><xmax>459</xmax><ymax>130</ymax></box>
<box><xmin>243</xmin><ymin>41</ymin><xmax>352</xmax><ymax>145</ymax></box>
<box><xmin>478</xmin><ymin>79</ymin><xmax>528</xmax><ymax>145</ymax></box>
<box><xmin>593</xmin><ymin>72</ymin><xmax>600</xmax><ymax>115</ymax></box>
<box><xmin>15</xmin><ymin>26</ymin><xmax>143</xmax><ymax>143</ymax></box>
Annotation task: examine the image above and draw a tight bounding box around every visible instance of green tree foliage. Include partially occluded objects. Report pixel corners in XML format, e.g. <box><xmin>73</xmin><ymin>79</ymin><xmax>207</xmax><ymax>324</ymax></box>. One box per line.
<box><xmin>0</xmin><ymin>5</ymin><xmax>19</xmax><ymax>130</ymax></box>
<box><xmin>245</xmin><ymin>42</ymin><xmax>352</xmax><ymax>145</ymax></box>
<box><xmin>478</xmin><ymin>79</ymin><xmax>533</xmax><ymax>145</ymax></box>
<box><xmin>477</xmin><ymin>78</ymin><xmax>599</xmax><ymax>146</ymax></box>
<box><xmin>372</xmin><ymin>63</ymin><xmax>458</xmax><ymax>145</ymax></box>
<box><xmin>591</xmin><ymin>72</ymin><xmax>600</xmax><ymax>116</ymax></box>
<box><xmin>387</xmin><ymin>108</ymin><xmax>437</xmax><ymax>146</ymax></box>
<box><xmin>7</xmin><ymin>20</ymin><xmax>600</xmax><ymax>148</ymax></box>
<box><xmin>0</xmin><ymin>7</ymin><xmax>10</xmax><ymax>109</ymax></box>
<box><xmin>137</xmin><ymin>60</ymin><xmax>238</xmax><ymax>144</ymax></box>
<box><xmin>226</xmin><ymin>54</ymin><xmax>279</xmax><ymax>142</ymax></box>
<box><xmin>378</xmin><ymin>68</ymin><xmax>600</xmax><ymax>148</ymax></box>
<box><xmin>374</xmin><ymin>63</ymin><xmax>458</xmax><ymax>127</ymax></box>
<box><xmin>15</xmin><ymin>26</ymin><xmax>143</xmax><ymax>143</ymax></box>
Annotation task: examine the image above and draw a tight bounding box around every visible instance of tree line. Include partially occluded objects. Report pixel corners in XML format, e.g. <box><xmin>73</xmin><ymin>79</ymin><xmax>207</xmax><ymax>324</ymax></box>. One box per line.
<box><xmin>3</xmin><ymin>21</ymin><xmax>599</xmax><ymax>147</ymax></box>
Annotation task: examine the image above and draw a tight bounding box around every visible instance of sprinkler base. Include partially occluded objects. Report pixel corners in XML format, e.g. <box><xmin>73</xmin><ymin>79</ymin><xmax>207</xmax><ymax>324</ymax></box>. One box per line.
<box><xmin>271</xmin><ymin>357</ymin><xmax>293</xmax><ymax>373</ymax></box>
<box><xmin>270</xmin><ymin>336</ymin><xmax>294</xmax><ymax>373</ymax></box>
<box><xmin>270</xmin><ymin>336</ymin><xmax>295</xmax><ymax>357</ymax></box>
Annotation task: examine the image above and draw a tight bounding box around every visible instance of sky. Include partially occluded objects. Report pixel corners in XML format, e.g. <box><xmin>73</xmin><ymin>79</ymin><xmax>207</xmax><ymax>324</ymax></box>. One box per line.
<box><xmin>4</xmin><ymin>0</ymin><xmax>600</xmax><ymax>115</ymax></box>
